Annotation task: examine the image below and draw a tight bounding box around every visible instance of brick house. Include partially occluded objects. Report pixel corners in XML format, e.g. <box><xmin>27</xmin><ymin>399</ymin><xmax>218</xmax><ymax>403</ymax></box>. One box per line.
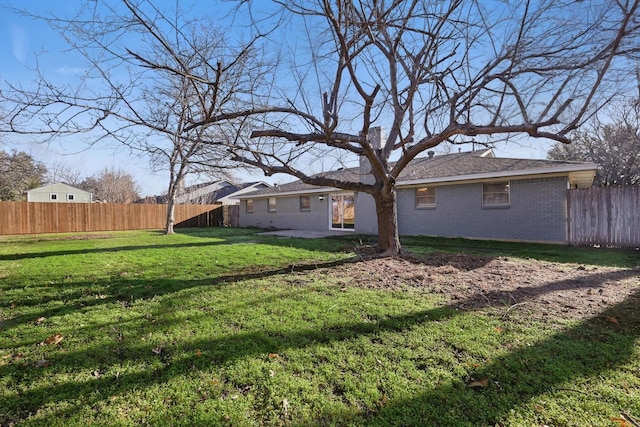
<box><xmin>237</xmin><ymin>148</ymin><xmax>597</xmax><ymax>243</ymax></box>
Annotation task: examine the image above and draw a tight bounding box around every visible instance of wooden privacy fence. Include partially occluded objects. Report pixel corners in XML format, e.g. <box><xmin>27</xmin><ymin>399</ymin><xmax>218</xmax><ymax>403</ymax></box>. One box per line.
<box><xmin>0</xmin><ymin>202</ymin><xmax>222</xmax><ymax>235</ymax></box>
<box><xmin>568</xmin><ymin>186</ymin><xmax>640</xmax><ymax>248</ymax></box>
<box><xmin>223</xmin><ymin>205</ymin><xmax>240</xmax><ymax>227</ymax></box>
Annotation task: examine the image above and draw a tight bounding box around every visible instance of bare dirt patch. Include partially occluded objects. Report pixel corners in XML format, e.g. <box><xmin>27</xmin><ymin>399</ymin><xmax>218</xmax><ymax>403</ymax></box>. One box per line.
<box><xmin>323</xmin><ymin>253</ymin><xmax>640</xmax><ymax>322</ymax></box>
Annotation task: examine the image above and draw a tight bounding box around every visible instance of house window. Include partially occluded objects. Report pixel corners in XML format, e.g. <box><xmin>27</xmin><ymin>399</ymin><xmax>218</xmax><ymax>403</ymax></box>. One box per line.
<box><xmin>67</xmin><ymin>194</ymin><xmax>75</xmax><ymax>201</ymax></box>
<box><xmin>50</xmin><ymin>193</ymin><xmax>58</xmax><ymax>201</ymax></box>
<box><xmin>268</xmin><ymin>197</ymin><xmax>277</xmax><ymax>212</ymax></box>
<box><xmin>415</xmin><ymin>187</ymin><xmax>436</xmax><ymax>208</ymax></box>
<box><xmin>300</xmin><ymin>195</ymin><xmax>311</xmax><ymax>211</ymax></box>
<box><xmin>482</xmin><ymin>182</ymin><xmax>510</xmax><ymax>206</ymax></box>
<box><xmin>246</xmin><ymin>199</ymin><xmax>254</xmax><ymax>213</ymax></box>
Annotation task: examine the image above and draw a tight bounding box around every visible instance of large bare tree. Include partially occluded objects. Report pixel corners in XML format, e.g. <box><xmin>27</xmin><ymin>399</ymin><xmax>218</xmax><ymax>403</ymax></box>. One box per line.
<box><xmin>3</xmin><ymin>1</ymin><xmax>639</xmax><ymax>251</ymax></box>
<box><xmin>205</xmin><ymin>0</ymin><xmax>638</xmax><ymax>255</ymax></box>
<box><xmin>0</xmin><ymin>0</ymin><xmax>266</xmax><ymax>233</ymax></box>
<box><xmin>129</xmin><ymin>18</ymin><xmax>262</xmax><ymax>233</ymax></box>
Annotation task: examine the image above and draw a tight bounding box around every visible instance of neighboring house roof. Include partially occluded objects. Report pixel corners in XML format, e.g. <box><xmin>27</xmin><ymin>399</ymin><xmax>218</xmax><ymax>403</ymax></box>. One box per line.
<box><xmin>239</xmin><ymin>149</ymin><xmax>598</xmax><ymax>198</ymax></box>
<box><xmin>175</xmin><ymin>180</ymin><xmax>236</xmax><ymax>204</ymax></box>
<box><xmin>144</xmin><ymin>180</ymin><xmax>272</xmax><ymax>204</ymax></box>
<box><xmin>28</xmin><ymin>183</ymin><xmax>91</xmax><ymax>194</ymax></box>
<box><xmin>217</xmin><ymin>182</ymin><xmax>271</xmax><ymax>205</ymax></box>
<box><xmin>26</xmin><ymin>182</ymin><xmax>93</xmax><ymax>202</ymax></box>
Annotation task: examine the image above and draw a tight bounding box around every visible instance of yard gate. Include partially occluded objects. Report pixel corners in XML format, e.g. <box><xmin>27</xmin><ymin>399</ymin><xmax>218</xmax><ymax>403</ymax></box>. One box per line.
<box><xmin>567</xmin><ymin>186</ymin><xmax>640</xmax><ymax>248</ymax></box>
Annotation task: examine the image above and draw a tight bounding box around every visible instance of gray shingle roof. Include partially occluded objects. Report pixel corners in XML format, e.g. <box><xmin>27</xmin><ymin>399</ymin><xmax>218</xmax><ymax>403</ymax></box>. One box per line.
<box><xmin>399</xmin><ymin>149</ymin><xmax>589</xmax><ymax>180</ymax></box>
<box><xmin>241</xmin><ymin>149</ymin><xmax>596</xmax><ymax>198</ymax></box>
<box><xmin>245</xmin><ymin>167</ymin><xmax>363</xmax><ymax>196</ymax></box>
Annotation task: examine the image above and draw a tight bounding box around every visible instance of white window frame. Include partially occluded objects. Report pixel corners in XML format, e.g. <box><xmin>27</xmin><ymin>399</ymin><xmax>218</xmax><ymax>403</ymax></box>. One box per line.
<box><xmin>482</xmin><ymin>182</ymin><xmax>510</xmax><ymax>207</ymax></box>
<box><xmin>299</xmin><ymin>195</ymin><xmax>311</xmax><ymax>212</ymax></box>
<box><xmin>415</xmin><ymin>187</ymin><xmax>436</xmax><ymax>208</ymax></box>
<box><xmin>67</xmin><ymin>194</ymin><xmax>75</xmax><ymax>201</ymax></box>
<box><xmin>246</xmin><ymin>199</ymin><xmax>254</xmax><ymax>213</ymax></box>
<box><xmin>267</xmin><ymin>197</ymin><xmax>277</xmax><ymax>213</ymax></box>
<box><xmin>50</xmin><ymin>193</ymin><xmax>58</xmax><ymax>201</ymax></box>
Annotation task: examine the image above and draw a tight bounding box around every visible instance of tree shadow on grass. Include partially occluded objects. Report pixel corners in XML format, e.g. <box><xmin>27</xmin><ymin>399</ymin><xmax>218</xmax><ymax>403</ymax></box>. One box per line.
<box><xmin>2</xmin><ymin>263</ymin><xmax>639</xmax><ymax>425</ymax></box>
<box><xmin>0</xmin><ymin>240</ymin><xmax>250</xmax><ymax>261</ymax></box>
<box><xmin>1</xmin><ymin>257</ymin><xmax>357</xmax><ymax>335</ymax></box>
<box><xmin>399</xmin><ymin>234</ymin><xmax>640</xmax><ymax>269</ymax></box>
<box><xmin>0</xmin><ymin>228</ymin><xmax>353</xmax><ymax>261</ymax></box>
<box><xmin>357</xmin><ymin>289</ymin><xmax>640</xmax><ymax>426</ymax></box>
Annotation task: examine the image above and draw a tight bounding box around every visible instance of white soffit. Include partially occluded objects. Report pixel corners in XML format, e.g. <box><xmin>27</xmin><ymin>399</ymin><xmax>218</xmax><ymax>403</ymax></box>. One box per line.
<box><xmin>399</xmin><ymin>163</ymin><xmax>598</xmax><ymax>187</ymax></box>
<box><xmin>568</xmin><ymin>170</ymin><xmax>597</xmax><ymax>188</ymax></box>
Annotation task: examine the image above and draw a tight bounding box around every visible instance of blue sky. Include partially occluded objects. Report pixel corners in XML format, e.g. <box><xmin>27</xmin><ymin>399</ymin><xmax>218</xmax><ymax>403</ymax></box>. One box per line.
<box><xmin>0</xmin><ymin>1</ymin><xmax>556</xmax><ymax>197</ymax></box>
<box><xmin>0</xmin><ymin>0</ymin><xmax>283</xmax><ymax>196</ymax></box>
<box><xmin>0</xmin><ymin>1</ymin><xmax>173</xmax><ymax>195</ymax></box>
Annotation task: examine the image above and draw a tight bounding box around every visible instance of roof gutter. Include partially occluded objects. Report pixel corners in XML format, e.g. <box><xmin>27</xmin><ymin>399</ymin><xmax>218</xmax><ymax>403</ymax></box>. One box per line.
<box><xmin>398</xmin><ymin>163</ymin><xmax>598</xmax><ymax>187</ymax></box>
<box><xmin>238</xmin><ymin>186</ymin><xmax>343</xmax><ymax>200</ymax></box>
<box><xmin>239</xmin><ymin>163</ymin><xmax>598</xmax><ymax>199</ymax></box>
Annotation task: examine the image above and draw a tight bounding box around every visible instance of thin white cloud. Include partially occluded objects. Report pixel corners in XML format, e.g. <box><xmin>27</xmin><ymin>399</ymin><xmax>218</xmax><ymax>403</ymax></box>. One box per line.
<box><xmin>9</xmin><ymin>23</ymin><xmax>29</xmax><ymax>64</ymax></box>
<box><xmin>55</xmin><ymin>66</ymin><xmax>86</xmax><ymax>75</ymax></box>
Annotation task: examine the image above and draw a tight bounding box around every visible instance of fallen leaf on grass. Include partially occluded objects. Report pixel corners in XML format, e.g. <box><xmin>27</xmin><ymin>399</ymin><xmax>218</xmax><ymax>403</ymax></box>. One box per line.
<box><xmin>152</xmin><ymin>346</ymin><xmax>163</xmax><ymax>355</ymax></box>
<box><xmin>610</xmin><ymin>417</ymin><xmax>631</xmax><ymax>427</ymax></box>
<box><xmin>40</xmin><ymin>333</ymin><xmax>63</xmax><ymax>346</ymax></box>
<box><xmin>268</xmin><ymin>353</ymin><xmax>279</xmax><ymax>359</ymax></box>
<box><xmin>0</xmin><ymin>354</ymin><xmax>13</xmax><ymax>366</ymax></box>
<box><xmin>196</xmin><ymin>350</ymin><xmax>202</xmax><ymax>357</ymax></box>
<box><xmin>378</xmin><ymin>394</ymin><xmax>388</xmax><ymax>407</ymax></box>
<box><xmin>34</xmin><ymin>359</ymin><xmax>50</xmax><ymax>368</ymax></box>
<box><xmin>606</xmin><ymin>316</ymin><xmax>619</xmax><ymax>324</ymax></box>
<box><xmin>466</xmin><ymin>378</ymin><xmax>489</xmax><ymax>388</ymax></box>
<box><xmin>34</xmin><ymin>317</ymin><xmax>45</xmax><ymax>325</ymax></box>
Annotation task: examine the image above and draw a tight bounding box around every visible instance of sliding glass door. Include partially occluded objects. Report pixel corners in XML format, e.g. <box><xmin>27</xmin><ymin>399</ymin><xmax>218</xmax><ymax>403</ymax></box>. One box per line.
<box><xmin>331</xmin><ymin>194</ymin><xmax>355</xmax><ymax>229</ymax></box>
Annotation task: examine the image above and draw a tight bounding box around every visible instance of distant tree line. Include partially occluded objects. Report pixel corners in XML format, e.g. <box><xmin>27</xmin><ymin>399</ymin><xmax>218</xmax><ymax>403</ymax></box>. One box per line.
<box><xmin>0</xmin><ymin>150</ymin><xmax>47</xmax><ymax>201</ymax></box>
<box><xmin>548</xmin><ymin>101</ymin><xmax>640</xmax><ymax>186</ymax></box>
<box><xmin>0</xmin><ymin>150</ymin><xmax>139</xmax><ymax>202</ymax></box>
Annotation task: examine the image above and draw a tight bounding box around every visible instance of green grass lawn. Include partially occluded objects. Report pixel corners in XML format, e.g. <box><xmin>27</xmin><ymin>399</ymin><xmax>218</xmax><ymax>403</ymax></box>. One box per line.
<box><xmin>1</xmin><ymin>228</ymin><xmax>639</xmax><ymax>426</ymax></box>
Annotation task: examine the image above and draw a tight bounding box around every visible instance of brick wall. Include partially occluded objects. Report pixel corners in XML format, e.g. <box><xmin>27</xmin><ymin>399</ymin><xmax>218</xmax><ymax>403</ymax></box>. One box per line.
<box><xmin>354</xmin><ymin>176</ymin><xmax>569</xmax><ymax>242</ymax></box>
<box><xmin>241</xmin><ymin>176</ymin><xmax>570</xmax><ymax>243</ymax></box>
<box><xmin>239</xmin><ymin>195</ymin><xmax>329</xmax><ymax>230</ymax></box>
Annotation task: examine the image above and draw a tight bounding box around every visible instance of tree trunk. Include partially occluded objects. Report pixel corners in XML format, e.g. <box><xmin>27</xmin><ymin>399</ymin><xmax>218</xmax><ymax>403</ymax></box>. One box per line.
<box><xmin>165</xmin><ymin>198</ymin><xmax>176</xmax><ymax>235</ymax></box>
<box><xmin>164</xmin><ymin>167</ymin><xmax>185</xmax><ymax>235</ymax></box>
<box><xmin>164</xmin><ymin>177</ymin><xmax>178</xmax><ymax>235</ymax></box>
<box><xmin>373</xmin><ymin>185</ymin><xmax>402</xmax><ymax>255</ymax></box>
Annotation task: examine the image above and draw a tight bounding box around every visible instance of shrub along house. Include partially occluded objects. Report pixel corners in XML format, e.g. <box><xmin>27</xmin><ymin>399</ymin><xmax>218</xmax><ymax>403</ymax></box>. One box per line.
<box><xmin>238</xmin><ymin>149</ymin><xmax>597</xmax><ymax>243</ymax></box>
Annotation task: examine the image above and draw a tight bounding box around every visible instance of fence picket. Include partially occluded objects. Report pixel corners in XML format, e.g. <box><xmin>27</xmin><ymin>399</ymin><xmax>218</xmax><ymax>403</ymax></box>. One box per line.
<box><xmin>0</xmin><ymin>202</ymin><xmax>223</xmax><ymax>235</ymax></box>
<box><xmin>568</xmin><ymin>186</ymin><xmax>640</xmax><ymax>248</ymax></box>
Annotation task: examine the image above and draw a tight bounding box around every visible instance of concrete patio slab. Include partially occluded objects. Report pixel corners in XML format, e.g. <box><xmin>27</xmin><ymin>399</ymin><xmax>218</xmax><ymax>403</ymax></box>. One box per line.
<box><xmin>259</xmin><ymin>230</ymin><xmax>355</xmax><ymax>239</ymax></box>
